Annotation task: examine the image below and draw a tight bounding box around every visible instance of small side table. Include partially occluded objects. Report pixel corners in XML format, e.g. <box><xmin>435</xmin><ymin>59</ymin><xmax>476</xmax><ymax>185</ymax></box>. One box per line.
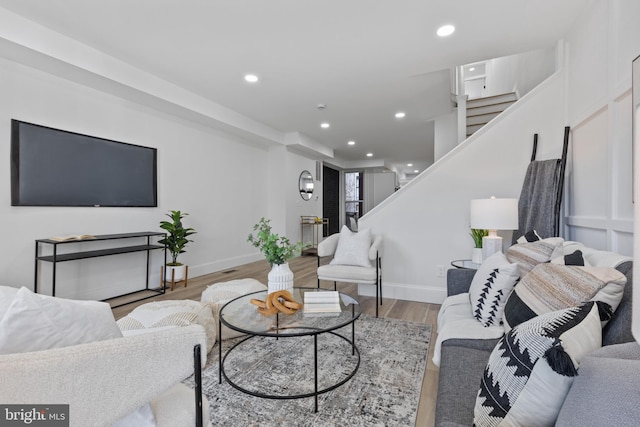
<box><xmin>450</xmin><ymin>259</ymin><xmax>481</xmax><ymax>270</ymax></box>
<box><xmin>300</xmin><ymin>216</ymin><xmax>329</xmax><ymax>256</ymax></box>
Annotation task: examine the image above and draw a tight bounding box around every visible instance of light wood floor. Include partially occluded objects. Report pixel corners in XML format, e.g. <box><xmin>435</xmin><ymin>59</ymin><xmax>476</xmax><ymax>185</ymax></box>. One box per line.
<box><xmin>112</xmin><ymin>255</ymin><xmax>441</xmax><ymax>427</ymax></box>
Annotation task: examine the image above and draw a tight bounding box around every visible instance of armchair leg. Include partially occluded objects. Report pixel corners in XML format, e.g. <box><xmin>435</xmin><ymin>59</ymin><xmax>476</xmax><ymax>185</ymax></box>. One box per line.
<box><xmin>194</xmin><ymin>344</ymin><xmax>203</xmax><ymax>427</ymax></box>
<box><xmin>375</xmin><ymin>281</ymin><xmax>379</xmax><ymax>318</ymax></box>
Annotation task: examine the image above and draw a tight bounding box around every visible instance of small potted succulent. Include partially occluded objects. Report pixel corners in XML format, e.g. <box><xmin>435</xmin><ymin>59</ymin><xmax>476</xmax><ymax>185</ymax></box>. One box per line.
<box><xmin>158</xmin><ymin>210</ymin><xmax>196</xmax><ymax>282</ymax></box>
<box><xmin>470</xmin><ymin>228</ymin><xmax>488</xmax><ymax>264</ymax></box>
<box><xmin>248</xmin><ymin>217</ymin><xmax>306</xmax><ymax>293</ymax></box>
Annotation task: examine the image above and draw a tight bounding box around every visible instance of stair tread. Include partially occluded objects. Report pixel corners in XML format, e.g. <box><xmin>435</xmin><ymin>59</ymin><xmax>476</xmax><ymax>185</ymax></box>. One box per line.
<box><xmin>467</xmin><ymin>92</ymin><xmax>517</xmax><ymax>102</ymax></box>
<box><xmin>467</xmin><ymin>100</ymin><xmax>515</xmax><ymax>112</ymax></box>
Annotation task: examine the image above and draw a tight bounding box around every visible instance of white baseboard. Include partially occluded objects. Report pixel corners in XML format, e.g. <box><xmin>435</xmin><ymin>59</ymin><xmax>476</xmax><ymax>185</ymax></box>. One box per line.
<box><xmin>188</xmin><ymin>253</ymin><xmax>264</xmax><ymax>279</ymax></box>
<box><xmin>357</xmin><ymin>282</ymin><xmax>447</xmax><ymax>305</ymax></box>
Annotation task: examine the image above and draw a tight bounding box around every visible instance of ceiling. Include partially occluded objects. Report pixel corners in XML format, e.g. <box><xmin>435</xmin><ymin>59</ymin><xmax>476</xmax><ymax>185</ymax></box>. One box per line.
<box><xmin>0</xmin><ymin>0</ymin><xmax>592</xmax><ymax>177</ymax></box>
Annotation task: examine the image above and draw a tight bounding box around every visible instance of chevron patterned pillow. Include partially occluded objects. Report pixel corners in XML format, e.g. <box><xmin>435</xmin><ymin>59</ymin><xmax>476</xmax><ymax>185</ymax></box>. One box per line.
<box><xmin>474</xmin><ymin>301</ymin><xmax>609</xmax><ymax>427</ymax></box>
<box><xmin>468</xmin><ymin>251</ymin><xmax>520</xmax><ymax>327</ymax></box>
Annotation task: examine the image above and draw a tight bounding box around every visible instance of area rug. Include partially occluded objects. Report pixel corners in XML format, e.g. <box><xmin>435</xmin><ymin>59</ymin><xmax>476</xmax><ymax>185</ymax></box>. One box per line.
<box><xmin>184</xmin><ymin>315</ymin><xmax>432</xmax><ymax>426</ymax></box>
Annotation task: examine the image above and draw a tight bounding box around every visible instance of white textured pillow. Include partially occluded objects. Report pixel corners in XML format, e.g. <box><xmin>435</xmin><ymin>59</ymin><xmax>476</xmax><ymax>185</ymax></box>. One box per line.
<box><xmin>330</xmin><ymin>225</ymin><xmax>372</xmax><ymax>267</ymax></box>
<box><xmin>0</xmin><ymin>285</ymin><xmax>19</xmax><ymax>319</ymax></box>
<box><xmin>0</xmin><ymin>287</ymin><xmax>122</xmax><ymax>355</ymax></box>
<box><xmin>468</xmin><ymin>251</ymin><xmax>519</xmax><ymax>327</ymax></box>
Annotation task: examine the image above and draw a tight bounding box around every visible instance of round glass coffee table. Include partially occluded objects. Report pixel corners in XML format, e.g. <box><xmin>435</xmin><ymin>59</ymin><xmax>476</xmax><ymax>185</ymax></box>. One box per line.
<box><xmin>218</xmin><ymin>287</ymin><xmax>361</xmax><ymax>412</ymax></box>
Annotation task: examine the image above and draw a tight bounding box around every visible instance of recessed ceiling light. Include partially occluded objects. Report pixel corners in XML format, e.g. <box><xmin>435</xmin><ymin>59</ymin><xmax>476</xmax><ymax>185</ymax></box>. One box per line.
<box><xmin>320</xmin><ymin>122</ymin><xmax>330</xmax><ymax>129</ymax></box>
<box><xmin>437</xmin><ymin>24</ymin><xmax>455</xmax><ymax>37</ymax></box>
<box><xmin>469</xmin><ymin>67</ymin><xmax>475</xmax><ymax>71</ymax></box>
<box><xmin>244</xmin><ymin>74</ymin><xmax>259</xmax><ymax>83</ymax></box>
<box><xmin>347</xmin><ymin>140</ymin><xmax>356</xmax><ymax>146</ymax></box>
<box><xmin>395</xmin><ymin>112</ymin><xmax>406</xmax><ymax>119</ymax></box>
<box><xmin>407</xmin><ymin>163</ymin><xmax>413</xmax><ymax>167</ymax></box>
<box><xmin>414</xmin><ymin>170</ymin><xmax>419</xmax><ymax>173</ymax></box>
<box><xmin>366</xmin><ymin>153</ymin><xmax>373</xmax><ymax>157</ymax></box>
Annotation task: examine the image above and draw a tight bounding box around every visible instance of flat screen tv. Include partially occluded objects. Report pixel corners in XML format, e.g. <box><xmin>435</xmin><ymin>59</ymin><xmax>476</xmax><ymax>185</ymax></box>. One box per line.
<box><xmin>11</xmin><ymin>120</ymin><xmax>157</xmax><ymax>207</ymax></box>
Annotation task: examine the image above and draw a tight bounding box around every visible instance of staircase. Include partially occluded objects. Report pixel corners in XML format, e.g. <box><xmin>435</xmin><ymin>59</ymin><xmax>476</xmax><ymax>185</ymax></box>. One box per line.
<box><xmin>466</xmin><ymin>92</ymin><xmax>518</xmax><ymax>137</ymax></box>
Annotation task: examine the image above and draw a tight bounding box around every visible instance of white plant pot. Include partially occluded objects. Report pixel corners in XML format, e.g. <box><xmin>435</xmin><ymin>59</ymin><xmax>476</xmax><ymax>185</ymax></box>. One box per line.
<box><xmin>471</xmin><ymin>248</ymin><xmax>483</xmax><ymax>264</ymax></box>
<box><xmin>267</xmin><ymin>263</ymin><xmax>294</xmax><ymax>294</ymax></box>
<box><xmin>165</xmin><ymin>264</ymin><xmax>186</xmax><ymax>282</ymax></box>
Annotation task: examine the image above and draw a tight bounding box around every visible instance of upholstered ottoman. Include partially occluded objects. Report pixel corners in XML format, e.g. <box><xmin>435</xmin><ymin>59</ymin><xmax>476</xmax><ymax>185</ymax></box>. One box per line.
<box><xmin>117</xmin><ymin>300</ymin><xmax>216</xmax><ymax>353</ymax></box>
<box><xmin>200</xmin><ymin>278</ymin><xmax>267</xmax><ymax>341</ymax></box>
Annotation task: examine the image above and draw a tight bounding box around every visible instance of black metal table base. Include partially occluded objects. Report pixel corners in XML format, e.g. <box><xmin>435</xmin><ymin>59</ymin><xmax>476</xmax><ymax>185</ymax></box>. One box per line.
<box><xmin>218</xmin><ymin>319</ymin><xmax>360</xmax><ymax>413</ymax></box>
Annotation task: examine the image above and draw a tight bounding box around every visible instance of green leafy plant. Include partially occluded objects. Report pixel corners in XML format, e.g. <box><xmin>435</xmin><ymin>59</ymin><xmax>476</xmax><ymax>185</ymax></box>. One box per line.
<box><xmin>247</xmin><ymin>217</ymin><xmax>306</xmax><ymax>266</ymax></box>
<box><xmin>158</xmin><ymin>210</ymin><xmax>196</xmax><ymax>266</ymax></box>
<box><xmin>470</xmin><ymin>228</ymin><xmax>488</xmax><ymax>248</ymax></box>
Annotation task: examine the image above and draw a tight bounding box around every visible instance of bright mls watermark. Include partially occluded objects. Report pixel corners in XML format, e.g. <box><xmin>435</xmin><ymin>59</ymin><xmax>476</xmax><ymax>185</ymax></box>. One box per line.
<box><xmin>0</xmin><ymin>405</ymin><xmax>68</xmax><ymax>426</ymax></box>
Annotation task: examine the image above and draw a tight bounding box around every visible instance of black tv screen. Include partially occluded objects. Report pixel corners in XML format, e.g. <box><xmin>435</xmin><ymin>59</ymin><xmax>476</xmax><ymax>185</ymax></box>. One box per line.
<box><xmin>11</xmin><ymin>120</ymin><xmax>157</xmax><ymax>207</ymax></box>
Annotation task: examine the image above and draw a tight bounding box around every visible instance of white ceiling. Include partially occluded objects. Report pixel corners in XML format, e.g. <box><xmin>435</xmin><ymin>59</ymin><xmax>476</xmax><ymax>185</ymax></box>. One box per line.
<box><xmin>0</xmin><ymin>0</ymin><xmax>591</xmax><ymax>176</ymax></box>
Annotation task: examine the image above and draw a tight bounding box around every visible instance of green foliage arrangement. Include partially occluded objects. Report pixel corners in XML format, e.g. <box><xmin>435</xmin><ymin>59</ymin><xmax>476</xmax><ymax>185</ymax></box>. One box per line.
<box><xmin>158</xmin><ymin>210</ymin><xmax>196</xmax><ymax>266</ymax></box>
<box><xmin>247</xmin><ymin>217</ymin><xmax>306</xmax><ymax>266</ymax></box>
<box><xmin>470</xmin><ymin>228</ymin><xmax>488</xmax><ymax>248</ymax></box>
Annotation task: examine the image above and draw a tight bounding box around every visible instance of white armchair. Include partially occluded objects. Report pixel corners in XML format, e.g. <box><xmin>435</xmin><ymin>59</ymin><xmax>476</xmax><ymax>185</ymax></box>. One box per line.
<box><xmin>0</xmin><ymin>325</ymin><xmax>211</xmax><ymax>427</ymax></box>
<box><xmin>317</xmin><ymin>232</ymin><xmax>383</xmax><ymax>316</ymax></box>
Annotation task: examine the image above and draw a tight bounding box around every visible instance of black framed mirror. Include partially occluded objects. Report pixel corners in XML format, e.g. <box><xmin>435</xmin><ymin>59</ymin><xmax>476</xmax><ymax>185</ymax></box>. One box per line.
<box><xmin>299</xmin><ymin>170</ymin><xmax>314</xmax><ymax>200</ymax></box>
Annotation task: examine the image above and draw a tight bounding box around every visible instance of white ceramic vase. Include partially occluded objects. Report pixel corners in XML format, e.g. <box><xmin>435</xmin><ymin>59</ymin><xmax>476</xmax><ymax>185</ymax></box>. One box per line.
<box><xmin>471</xmin><ymin>248</ymin><xmax>483</xmax><ymax>264</ymax></box>
<box><xmin>165</xmin><ymin>264</ymin><xmax>186</xmax><ymax>282</ymax></box>
<box><xmin>267</xmin><ymin>263</ymin><xmax>294</xmax><ymax>294</ymax></box>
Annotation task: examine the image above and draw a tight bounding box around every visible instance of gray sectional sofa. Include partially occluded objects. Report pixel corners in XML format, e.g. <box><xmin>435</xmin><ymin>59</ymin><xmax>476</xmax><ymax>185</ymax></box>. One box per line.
<box><xmin>434</xmin><ymin>247</ymin><xmax>640</xmax><ymax>426</ymax></box>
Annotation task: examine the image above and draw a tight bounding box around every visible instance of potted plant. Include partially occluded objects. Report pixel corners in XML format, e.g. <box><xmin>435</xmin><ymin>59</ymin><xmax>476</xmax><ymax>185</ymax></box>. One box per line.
<box><xmin>158</xmin><ymin>210</ymin><xmax>196</xmax><ymax>282</ymax></box>
<box><xmin>247</xmin><ymin>217</ymin><xmax>306</xmax><ymax>293</ymax></box>
<box><xmin>470</xmin><ymin>228</ymin><xmax>488</xmax><ymax>264</ymax></box>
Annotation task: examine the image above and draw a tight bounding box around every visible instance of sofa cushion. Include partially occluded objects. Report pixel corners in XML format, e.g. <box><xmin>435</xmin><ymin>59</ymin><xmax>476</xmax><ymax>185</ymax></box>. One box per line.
<box><xmin>468</xmin><ymin>251</ymin><xmax>519</xmax><ymax>327</ymax></box>
<box><xmin>474</xmin><ymin>301</ymin><xmax>607</xmax><ymax>427</ymax></box>
<box><xmin>503</xmin><ymin>263</ymin><xmax>626</xmax><ymax>332</ymax></box>
<box><xmin>555</xmin><ymin>342</ymin><xmax>640</xmax><ymax>427</ymax></box>
<box><xmin>330</xmin><ymin>225</ymin><xmax>372</xmax><ymax>267</ymax></box>
<box><xmin>433</xmin><ymin>293</ymin><xmax>504</xmax><ymax>367</ymax></box>
<box><xmin>505</xmin><ymin>237</ymin><xmax>564</xmax><ymax>276</ymax></box>
<box><xmin>0</xmin><ymin>287</ymin><xmax>122</xmax><ymax>355</ymax></box>
<box><xmin>117</xmin><ymin>300</ymin><xmax>216</xmax><ymax>353</ymax></box>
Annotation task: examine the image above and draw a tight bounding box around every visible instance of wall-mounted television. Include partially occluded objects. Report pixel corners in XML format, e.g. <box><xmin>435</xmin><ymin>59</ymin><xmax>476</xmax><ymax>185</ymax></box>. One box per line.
<box><xmin>11</xmin><ymin>120</ymin><xmax>157</xmax><ymax>207</ymax></box>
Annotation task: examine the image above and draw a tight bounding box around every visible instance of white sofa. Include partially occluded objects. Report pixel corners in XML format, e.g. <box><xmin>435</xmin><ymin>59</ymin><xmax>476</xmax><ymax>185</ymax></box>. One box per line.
<box><xmin>0</xmin><ymin>325</ymin><xmax>210</xmax><ymax>427</ymax></box>
<box><xmin>0</xmin><ymin>284</ymin><xmax>212</xmax><ymax>427</ymax></box>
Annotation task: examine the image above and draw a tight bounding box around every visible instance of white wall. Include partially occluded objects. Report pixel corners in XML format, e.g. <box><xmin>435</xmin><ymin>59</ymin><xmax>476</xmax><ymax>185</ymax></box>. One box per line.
<box><xmin>372</xmin><ymin>172</ymin><xmax>396</xmax><ymax>207</ymax></box>
<box><xmin>359</xmin><ymin>72</ymin><xmax>567</xmax><ymax>303</ymax></box>
<box><xmin>434</xmin><ymin>110</ymin><xmax>458</xmax><ymax>161</ymax></box>
<box><xmin>563</xmin><ymin>0</ymin><xmax>640</xmax><ymax>255</ymax></box>
<box><xmin>0</xmin><ymin>57</ymin><xmax>281</xmax><ymax>300</ymax></box>
<box><xmin>486</xmin><ymin>47</ymin><xmax>556</xmax><ymax>98</ymax></box>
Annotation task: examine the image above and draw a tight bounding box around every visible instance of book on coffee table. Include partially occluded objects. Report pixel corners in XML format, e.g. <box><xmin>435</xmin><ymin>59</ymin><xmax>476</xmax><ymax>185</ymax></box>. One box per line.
<box><xmin>304</xmin><ymin>291</ymin><xmax>341</xmax><ymax>314</ymax></box>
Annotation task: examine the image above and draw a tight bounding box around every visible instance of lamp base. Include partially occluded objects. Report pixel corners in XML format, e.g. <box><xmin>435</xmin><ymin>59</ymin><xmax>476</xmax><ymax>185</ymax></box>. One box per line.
<box><xmin>482</xmin><ymin>236</ymin><xmax>503</xmax><ymax>261</ymax></box>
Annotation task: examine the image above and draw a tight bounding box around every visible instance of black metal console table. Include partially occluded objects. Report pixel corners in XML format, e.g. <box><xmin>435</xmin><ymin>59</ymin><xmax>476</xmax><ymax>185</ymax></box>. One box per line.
<box><xmin>34</xmin><ymin>231</ymin><xmax>166</xmax><ymax>307</ymax></box>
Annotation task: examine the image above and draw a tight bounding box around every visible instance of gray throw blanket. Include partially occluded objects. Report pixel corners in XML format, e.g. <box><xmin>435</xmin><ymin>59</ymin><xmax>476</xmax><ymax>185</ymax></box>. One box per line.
<box><xmin>512</xmin><ymin>159</ymin><xmax>561</xmax><ymax>243</ymax></box>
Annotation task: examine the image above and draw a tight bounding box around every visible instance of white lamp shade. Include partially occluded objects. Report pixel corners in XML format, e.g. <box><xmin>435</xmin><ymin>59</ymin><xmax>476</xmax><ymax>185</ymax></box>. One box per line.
<box><xmin>470</xmin><ymin>198</ymin><xmax>519</xmax><ymax>230</ymax></box>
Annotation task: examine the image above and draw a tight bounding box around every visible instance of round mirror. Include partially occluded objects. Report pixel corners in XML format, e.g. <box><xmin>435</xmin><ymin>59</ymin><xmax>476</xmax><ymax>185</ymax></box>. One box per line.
<box><xmin>299</xmin><ymin>170</ymin><xmax>314</xmax><ymax>200</ymax></box>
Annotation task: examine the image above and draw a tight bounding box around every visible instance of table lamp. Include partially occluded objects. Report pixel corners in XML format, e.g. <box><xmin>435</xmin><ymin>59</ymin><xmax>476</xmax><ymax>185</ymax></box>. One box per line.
<box><xmin>470</xmin><ymin>197</ymin><xmax>519</xmax><ymax>261</ymax></box>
